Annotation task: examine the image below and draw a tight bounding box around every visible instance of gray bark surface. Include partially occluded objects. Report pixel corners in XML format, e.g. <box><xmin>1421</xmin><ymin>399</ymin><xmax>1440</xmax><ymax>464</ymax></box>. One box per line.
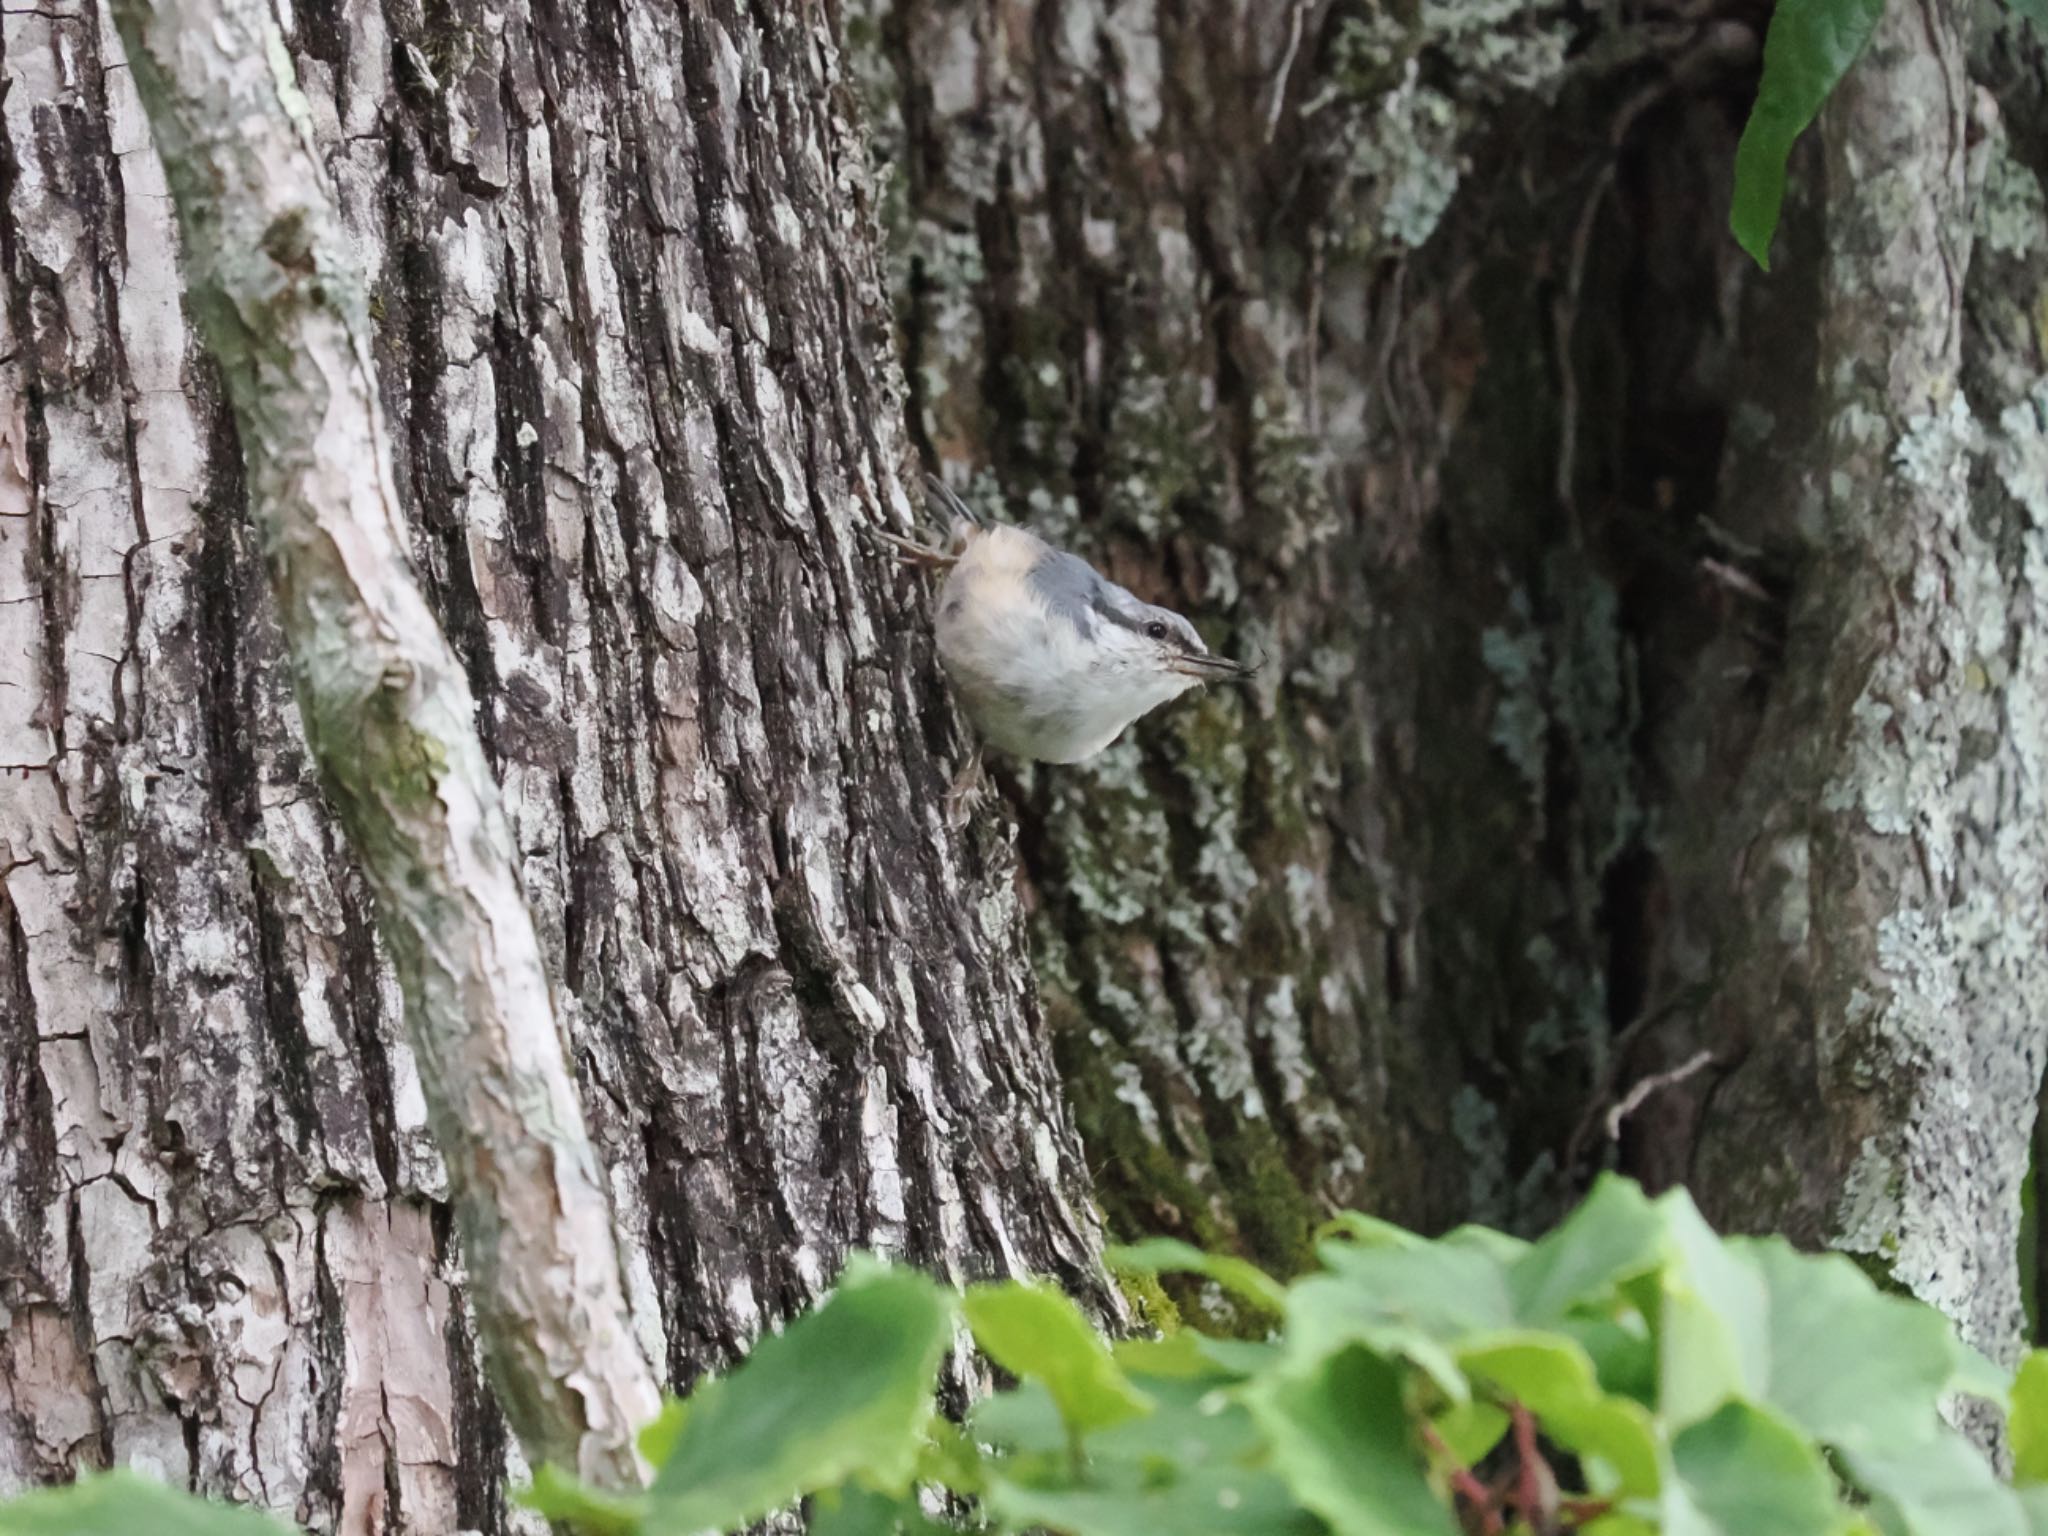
<box><xmin>0</xmin><ymin>0</ymin><xmax>1104</xmax><ymax>1527</ymax></box>
<box><xmin>857</xmin><ymin>0</ymin><xmax>2048</xmax><ymax>1367</ymax></box>
<box><xmin>7</xmin><ymin>0</ymin><xmax>2048</xmax><ymax>1521</ymax></box>
<box><xmin>111</xmin><ymin>0</ymin><xmax>663</xmax><ymax>1484</ymax></box>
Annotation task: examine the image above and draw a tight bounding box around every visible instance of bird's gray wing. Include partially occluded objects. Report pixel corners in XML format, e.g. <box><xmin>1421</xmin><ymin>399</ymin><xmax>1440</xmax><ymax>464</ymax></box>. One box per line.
<box><xmin>1027</xmin><ymin>548</ymin><xmax>1106</xmax><ymax>641</ymax></box>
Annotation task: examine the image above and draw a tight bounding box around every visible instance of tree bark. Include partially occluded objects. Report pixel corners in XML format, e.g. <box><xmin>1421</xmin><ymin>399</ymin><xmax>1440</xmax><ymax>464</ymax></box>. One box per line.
<box><xmin>858</xmin><ymin>0</ymin><xmax>2048</xmax><ymax>1368</ymax></box>
<box><xmin>0</xmin><ymin>0</ymin><xmax>1105</xmax><ymax>1527</ymax></box>
<box><xmin>110</xmin><ymin>0</ymin><xmax>664</xmax><ymax>1484</ymax></box>
<box><xmin>9</xmin><ymin>0</ymin><xmax>2048</xmax><ymax>1523</ymax></box>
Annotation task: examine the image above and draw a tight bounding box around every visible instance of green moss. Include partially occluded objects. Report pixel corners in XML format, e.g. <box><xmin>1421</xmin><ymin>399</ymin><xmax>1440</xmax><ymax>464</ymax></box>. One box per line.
<box><xmin>1107</xmin><ymin>1263</ymin><xmax>1182</xmax><ymax>1336</ymax></box>
<box><xmin>1210</xmin><ymin>1121</ymin><xmax>1318</xmax><ymax>1280</ymax></box>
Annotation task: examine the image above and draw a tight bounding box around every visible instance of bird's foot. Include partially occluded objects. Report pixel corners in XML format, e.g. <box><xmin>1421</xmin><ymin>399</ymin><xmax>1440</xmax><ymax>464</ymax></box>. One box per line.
<box><xmin>944</xmin><ymin>746</ymin><xmax>986</xmax><ymax>830</ymax></box>
<box><xmin>866</xmin><ymin>525</ymin><xmax>959</xmax><ymax>573</ymax></box>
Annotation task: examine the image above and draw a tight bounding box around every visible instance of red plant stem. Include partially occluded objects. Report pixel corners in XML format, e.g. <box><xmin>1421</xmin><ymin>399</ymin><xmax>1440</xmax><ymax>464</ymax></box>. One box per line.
<box><xmin>1511</xmin><ymin>1403</ymin><xmax>1545</xmax><ymax>1523</ymax></box>
<box><xmin>1420</xmin><ymin>1421</ymin><xmax>1505</xmax><ymax>1536</ymax></box>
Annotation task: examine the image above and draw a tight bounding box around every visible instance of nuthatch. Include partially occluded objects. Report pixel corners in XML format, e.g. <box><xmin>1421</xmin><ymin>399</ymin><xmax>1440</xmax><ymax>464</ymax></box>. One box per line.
<box><xmin>877</xmin><ymin>474</ymin><xmax>1255</xmax><ymax>818</ymax></box>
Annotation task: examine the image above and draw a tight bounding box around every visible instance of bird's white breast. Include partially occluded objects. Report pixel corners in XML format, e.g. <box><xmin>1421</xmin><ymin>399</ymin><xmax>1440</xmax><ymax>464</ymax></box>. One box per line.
<box><xmin>932</xmin><ymin>527</ymin><xmax>1189</xmax><ymax>763</ymax></box>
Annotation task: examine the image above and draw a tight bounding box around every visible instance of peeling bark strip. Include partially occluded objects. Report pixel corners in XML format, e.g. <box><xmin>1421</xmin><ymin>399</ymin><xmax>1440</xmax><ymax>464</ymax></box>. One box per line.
<box><xmin>105</xmin><ymin>0</ymin><xmax>661</xmax><ymax>1485</ymax></box>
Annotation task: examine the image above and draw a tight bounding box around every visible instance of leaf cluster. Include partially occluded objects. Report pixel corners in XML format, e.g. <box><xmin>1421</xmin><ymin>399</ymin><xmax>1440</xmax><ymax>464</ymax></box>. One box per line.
<box><xmin>21</xmin><ymin>1178</ymin><xmax>2048</xmax><ymax>1536</ymax></box>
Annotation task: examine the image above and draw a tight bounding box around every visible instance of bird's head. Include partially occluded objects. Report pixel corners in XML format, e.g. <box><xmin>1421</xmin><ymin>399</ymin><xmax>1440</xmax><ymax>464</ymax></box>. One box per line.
<box><xmin>1085</xmin><ymin>586</ymin><xmax>1254</xmax><ymax>699</ymax></box>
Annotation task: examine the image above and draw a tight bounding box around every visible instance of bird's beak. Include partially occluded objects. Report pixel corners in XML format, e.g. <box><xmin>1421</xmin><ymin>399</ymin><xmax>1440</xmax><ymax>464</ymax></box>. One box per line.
<box><xmin>1173</xmin><ymin>651</ymin><xmax>1258</xmax><ymax>683</ymax></box>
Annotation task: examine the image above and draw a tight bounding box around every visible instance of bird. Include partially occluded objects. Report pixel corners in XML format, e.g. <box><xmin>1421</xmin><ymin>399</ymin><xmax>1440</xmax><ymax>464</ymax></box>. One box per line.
<box><xmin>874</xmin><ymin>473</ymin><xmax>1255</xmax><ymax>821</ymax></box>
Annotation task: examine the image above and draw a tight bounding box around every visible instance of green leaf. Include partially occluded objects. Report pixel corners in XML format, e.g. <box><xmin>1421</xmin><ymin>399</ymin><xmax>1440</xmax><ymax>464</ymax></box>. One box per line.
<box><xmin>808</xmin><ymin>1484</ymin><xmax>951</xmax><ymax>1536</ymax></box>
<box><xmin>971</xmin><ymin>1379</ymin><xmax>1077</xmax><ymax>1456</ymax></box>
<box><xmin>1508</xmin><ymin>1174</ymin><xmax>1668</xmax><ymax>1323</ymax></box>
<box><xmin>1457</xmin><ymin>1333</ymin><xmax>1660</xmax><ymax>1496</ymax></box>
<box><xmin>1106</xmin><ymin>1238</ymin><xmax>1287</xmax><ymax>1316</ymax></box>
<box><xmin>1429</xmin><ymin>1399</ymin><xmax>1508</xmax><ymax>1465</ymax></box>
<box><xmin>1247</xmin><ymin>1345</ymin><xmax>1460</xmax><ymax>1536</ymax></box>
<box><xmin>985</xmin><ymin>1466</ymin><xmax>1318</xmax><ymax>1536</ymax></box>
<box><xmin>1652</xmin><ymin>1195</ymin><xmax>1770</xmax><ymax>1430</ymax></box>
<box><xmin>1287</xmin><ymin>1235</ymin><xmax>1511</xmax><ymax>1399</ymax></box>
<box><xmin>1728</xmin><ymin>0</ymin><xmax>1888</xmax><ymax>268</ymax></box>
<box><xmin>637</xmin><ymin>1398</ymin><xmax>689</xmax><ymax>1468</ymax></box>
<box><xmin>1091</xmin><ymin>1371</ymin><xmax>1268</xmax><ymax>1469</ymax></box>
<box><xmin>915</xmin><ymin>1416</ymin><xmax>986</xmax><ymax>1496</ymax></box>
<box><xmin>516</xmin><ymin>1466</ymin><xmax>642</xmax><ymax>1535</ymax></box>
<box><xmin>1667</xmin><ymin>1401</ymin><xmax>1847</xmax><ymax>1536</ymax></box>
<box><xmin>1839</xmin><ymin>1428</ymin><xmax>2029</xmax><ymax>1536</ymax></box>
<box><xmin>1114</xmin><ymin>1331</ymin><xmax>1233</xmax><ymax>1379</ymax></box>
<box><xmin>2020</xmin><ymin>1484</ymin><xmax>2048</xmax><ymax>1536</ymax></box>
<box><xmin>2018</xmin><ymin>1352</ymin><xmax>2048</xmax><ymax>1485</ymax></box>
<box><xmin>0</xmin><ymin>1474</ymin><xmax>303</xmax><ymax>1536</ymax></box>
<box><xmin>1742</xmin><ymin>1239</ymin><xmax>1996</xmax><ymax>1456</ymax></box>
<box><xmin>642</xmin><ymin>1258</ymin><xmax>955</xmax><ymax>1530</ymax></box>
<box><xmin>963</xmin><ymin>1279</ymin><xmax>1152</xmax><ymax>1435</ymax></box>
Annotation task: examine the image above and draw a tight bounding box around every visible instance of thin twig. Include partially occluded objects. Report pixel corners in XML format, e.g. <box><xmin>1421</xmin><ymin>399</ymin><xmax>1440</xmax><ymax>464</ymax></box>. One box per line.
<box><xmin>1265</xmin><ymin>0</ymin><xmax>1312</xmax><ymax>142</ymax></box>
<box><xmin>1606</xmin><ymin>1048</ymin><xmax>1717</xmax><ymax>1141</ymax></box>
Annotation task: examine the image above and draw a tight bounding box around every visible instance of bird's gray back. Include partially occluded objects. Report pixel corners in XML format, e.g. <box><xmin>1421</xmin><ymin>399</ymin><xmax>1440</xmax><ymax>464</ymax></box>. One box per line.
<box><xmin>1026</xmin><ymin>548</ymin><xmax>1107</xmax><ymax>641</ymax></box>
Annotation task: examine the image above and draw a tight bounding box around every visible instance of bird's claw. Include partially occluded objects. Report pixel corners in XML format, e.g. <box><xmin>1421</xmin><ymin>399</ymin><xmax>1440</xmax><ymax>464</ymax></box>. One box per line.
<box><xmin>943</xmin><ymin>747</ymin><xmax>986</xmax><ymax>830</ymax></box>
<box><xmin>865</xmin><ymin>524</ymin><xmax>959</xmax><ymax>572</ymax></box>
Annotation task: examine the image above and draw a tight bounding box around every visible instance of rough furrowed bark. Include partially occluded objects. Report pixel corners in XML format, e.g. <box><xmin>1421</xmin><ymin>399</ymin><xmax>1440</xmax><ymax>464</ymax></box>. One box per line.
<box><xmin>857</xmin><ymin>0</ymin><xmax>2048</xmax><ymax>1374</ymax></box>
<box><xmin>0</xmin><ymin>0</ymin><xmax>1106</xmax><ymax>1526</ymax></box>
<box><xmin>109</xmin><ymin>0</ymin><xmax>662</xmax><ymax>1486</ymax></box>
<box><xmin>1662</xmin><ymin>0</ymin><xmax>2048</xmax><ymax>1388</ymax></box>
<box><xmin>849</xmin><ymin>0</ymin><xmax>1725</xmax><ymax>1294</ymax></box>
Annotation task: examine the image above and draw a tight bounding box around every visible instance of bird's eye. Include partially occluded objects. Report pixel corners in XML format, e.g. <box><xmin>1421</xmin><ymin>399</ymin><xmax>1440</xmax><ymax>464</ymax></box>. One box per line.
<box><xmin>1144</xmin><ymin>621</ymin><xmax>1169</xmax><ymax>641</ymax></box>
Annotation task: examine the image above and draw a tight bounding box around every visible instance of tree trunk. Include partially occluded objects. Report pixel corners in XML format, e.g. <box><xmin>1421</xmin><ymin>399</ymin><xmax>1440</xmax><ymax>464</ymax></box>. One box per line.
<box><xmin>9</xmin><ymin>0</ymin><xmax>2048</xmax><ymax>1523</ymax></box>
<box><xmin>0</xmin><ymin>1</ymin><xmax>1106</xmax><ymax>1527</ymax></box>
<box><xmin>858</xmin><ymin>0</ymin><xmax>2048</xmax><ymax>1364</ymax></box>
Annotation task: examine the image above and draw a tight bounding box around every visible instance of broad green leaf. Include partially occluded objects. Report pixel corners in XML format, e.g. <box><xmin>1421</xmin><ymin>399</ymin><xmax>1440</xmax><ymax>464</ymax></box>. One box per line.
<box><xmin>1317</xmin><ymin>1211</ymin><xmax>1426</xmax><ymax>1249</ymax></box>
<box><xmin>985</xmin><ymin>1466</ymin><xmax>1317</xmax><ymax>1536</ymax></box>
<box><xmin>1508</xmin><ymin>1175</ymin><xmax>1667</xmax><ymax>1322</ymax></box>
<box><xmin>637</xmin><ymin>1397</ymin><xmax>689</xmax><ymax>1467</ymax></box>
<box><xmin>516</xmin><ymin>1466</ymin><xmax>640</xmax><ymax>1534</ymax></box>
<box><xmin>1106</xmin><ymin>1238</ymin><xmax>1287</xmax><ymax>1316</ymax></box>
<box><xmin>0</xmin><ymin>1474</ymin><xmax>303</xmax><ymax>1536</ymax></box>
<box><xmin>964</xmin><ymin>1279</ymin><xmax>1151</xmax><ymax>1435</ymax></box>
<box><xmin>972</xmin><ymin>1380</ymin><xmax>1074</xmax><ymax>1457</ymax></box>
<box><xmin>1429</xmin><ymin>1399</ymin><xmax>1508</xmax><ymax>1465</ymax></box>
<box><xmin>1668</xmin><ymin>1401</ymin><xmax>1847</xmax><ymax>1536</ymax></box>
<box><xmin>642</xmin><ymin>1259</ymin><xmax>955</xmax><ymax>1530</ymax></box>
<box><xmin>1115</xmin><ymin>1331</ymin><xmax>1231</xmax><ymax>1379</ymax></box>
<box><xmin>808</xmin><ymin>1484</ymin><xmax>951</xmax><ymax>1536</ymax></box>
<box><xmin>1091</xmin><ymin>1371</ymin><xmax>1267</xmax><ymax>1468</ymax></box>
<box><xmin>1557</xmin><ymin>1312</ymin><xmax>1659</xmax><ymax>1406</ymax></box>
<box><xmin>1457</xmin><ymin>1333</ymin><xmax>1660</xmax><ymax>1496</ymax></box>
<box><xmin>1191</xmin><ymin>1336</ymin><xmax>1284</xmax><ymax>1378</ymax></box>
<box><xmin>2021</xmin><ymin>1483</ymin><xmax>2048</xmax><ymax>1535</ymax></box>
<box><xmin>2016</xmin><ymin>1351</ymin><xmax>2048</xmax><ymax>1485</ymax></box>
<box><xmin>1247</xmin><ymin>1345</ymin><xmax>1459</xmax><ymax>1536</ymax></box>
<box><xmin>1318</xmin><ymin>1216</ymin><xmax>1530</xmax><ymax>1266</ymax></box>
<box><xmin>1728</xmin><ymin>0</ymin><xmax>1888</xmax><ymax>268</ymax></box>
<box><xmin>1743</xmin><ymin>1239</ymin><xmax>1996</xmax><ymax>1457</ymax></box>
<box><xmin>1288</xmin><ymin>1235</ymin><xmax>1511</xmax><ymax>1397</ymax></box>
<box><xmin>1840</xmin><ymin>1428</ymin><xmax>2030</xmax><ymax>1536</ymax></box>
<box><xmin>915</xmin><ymin>1416</ymin><xmax>986</xmax><ymax>1496</ymax></box>
<box><xmin>1653</xmin><ymin>1196</ymin><xmax>1769</xmax><ymax>1430</ymax></box>
<box><xmin>1311</xmin><ymin>1236</ymin><xmax>1517</xmax><ymax>1339</ymax></box>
